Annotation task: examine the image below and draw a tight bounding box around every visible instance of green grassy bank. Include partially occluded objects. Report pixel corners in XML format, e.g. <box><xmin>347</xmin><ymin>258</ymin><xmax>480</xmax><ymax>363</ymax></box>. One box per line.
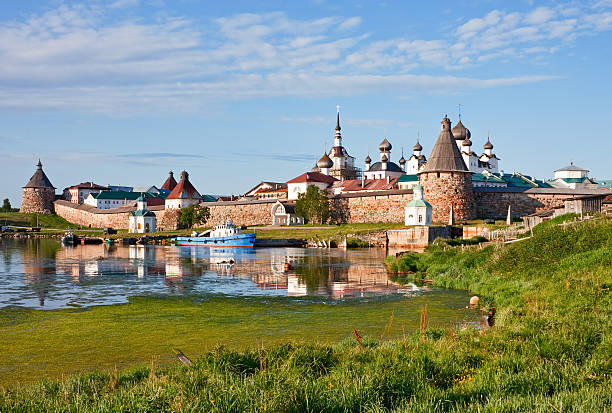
<box><xmin>1</xmin><ymin>215</ymin><xmax>611</xmax><ymax>411</ymax></box>
<box><xmin>0</xmin><ymin>292</ymin><xmax>472</xmax><ymax>388</ymax></box>
<box><xmin>251</xmin><ymin>222</ymin><xmax>405</xmax><ymax>240</ymax></box>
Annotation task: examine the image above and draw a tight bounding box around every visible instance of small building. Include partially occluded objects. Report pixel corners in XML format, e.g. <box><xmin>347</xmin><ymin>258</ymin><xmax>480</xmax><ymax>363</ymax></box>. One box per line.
<box><xmin>129</xmin><ymin>196</ymin><xmax>156</xmax><ymax>233</ymax></box>
<box><xmin>20</xmin><ymin>159</ymin><xmax>56</xmax><ymax>214</ymax></box>
<box><xmin>244</xmin><ymin>181</ymin><xmax>287</xmax><ymax>198</ymax></box>
<box><xmin>287</xmin><ymin>172</ymin><xmax>337</xmax><ymax>200</ymax></box>
<box><xmin>84</xmin><ymin>191</ymin><xmax>166</xmax><ymax>209</ymax></box>
<box><xmin>271</xmin><ymin>201</ymin><xmax>304</xmax><ymax>225</ymax></box>
<box><xmin>63</xmin><ymin>182</ymin><xmax>110</xmax><ymax>204</ymax></box>
<box><xmin>133</xmin><ymin>185</ymin><xmax>162</xmax><ymax>194</ymax></box>
<box><xmin>552</xmin><ymin>163</ymin><xmax>597</xmax><ymax>189</ymax></box>
<box><xmin>165</xmin><ymin>170</ymin><xmax>202</xmax><ymax>209</ymax></box>
<box><xmin>405</xmin><ymin>185</ymin><xmax>432</xmax><ymax>226</ymax></box>
<box><xmin>396</xmin><ymin>174</ymin><xmax>420</xmax><ymax>190</ymax></box>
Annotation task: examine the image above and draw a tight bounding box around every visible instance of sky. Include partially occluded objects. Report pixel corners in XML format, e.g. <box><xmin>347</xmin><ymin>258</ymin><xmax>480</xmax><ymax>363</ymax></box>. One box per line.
<box><xmin>2</xmin><ymin>0</ymin><xmax>612</xmax><ymax>206</ymax></box>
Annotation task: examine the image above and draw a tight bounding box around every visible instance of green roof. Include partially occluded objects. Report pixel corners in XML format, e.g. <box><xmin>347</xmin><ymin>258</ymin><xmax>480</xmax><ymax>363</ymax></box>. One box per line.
<box><xmin>597</xmin><ymin>180</ymin><xmax>612</xmax><ymax>189</ymax></box>
<box><xmin>201</xmin><ymin>194</ymin><xmax>218</xmax><ymax>202</ymax></box>
<box><xmin>499</xmin><ymin>173</ymin><xmax>552</xmax><ymax>188</ymax></box>
<box><xmin>406</xmin><ymin>199</ymin><xmax>431</xmax><ymax>208</ymax></box>
<box><xmin>131</xmin><ymin>209</ymin><xmax>155</xmax><ymax>217</ymax></box>
<box><xmin>472</xmin><ymin>173</ymin><xmax>505</xmax><ymax>183</ymax></box>
<box><xmin>396</xmin><ymin>174</ymin><xmax>419</xmax><ymax>182</ymax></box>
<box><xmin>92</xmin><ymin>191</ymin><xmax>166</xmax><ymax>200</ymax></box>
<box><xmin>559</xmin><ymin>177</ymin><xmax>587</xmax><ymax>184</ymax></box>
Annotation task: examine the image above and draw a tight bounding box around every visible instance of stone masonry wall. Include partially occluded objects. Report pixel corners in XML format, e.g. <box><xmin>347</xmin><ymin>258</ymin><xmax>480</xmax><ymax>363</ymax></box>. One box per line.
<box><xmin>20</xmin><ymin>188</ymin><xmax>55</xmax><ymax>214</ymax></box>
<box><xmin>206</xmin><ymin>200</ymin><xmax>276</xmax><ymax>226</ymax></box>
<box><xmin>420</xmin><ymin>172</ymin><xmax>475</xmax><ymax>222</ymax></box>
<box><xmin>330</xmin><ymin>192</ymin><xmax>413</xmax><ymax>224</ymax></box>
<box><xmin>54</xmin><ymin>200</ymin><xmax>175</xmax><ymax>229</ymax></box>
<box><xmin>474</xmin><ymin>191</ymin><xmax>571</xmax><ymax>220</ymax></box>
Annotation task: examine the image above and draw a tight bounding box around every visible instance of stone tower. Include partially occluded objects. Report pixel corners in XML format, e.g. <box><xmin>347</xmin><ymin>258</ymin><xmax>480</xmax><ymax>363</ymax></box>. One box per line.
<box><xmin>20</xmin><ymin>160</ymin><xmax>56</xmax><ymax>214</ymax></box>
<box><xmin>418</xmin><ymin>116</ymin><xmax>474</xmax><ymax>222</ymax></box>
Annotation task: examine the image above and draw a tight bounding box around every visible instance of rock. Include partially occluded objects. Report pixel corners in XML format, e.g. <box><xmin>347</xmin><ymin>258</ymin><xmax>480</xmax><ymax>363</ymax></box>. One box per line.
<box><xmin>469</xmin><ymin>296</ymin><xmax>479</xmax><ymax>307</ymax></box>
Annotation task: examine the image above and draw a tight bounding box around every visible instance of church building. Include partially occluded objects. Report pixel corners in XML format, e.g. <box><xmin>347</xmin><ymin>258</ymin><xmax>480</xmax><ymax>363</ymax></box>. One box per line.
<box><xmin>310</xmin><ymin>108</ymin><xmax>360</xmax><ymax>181</ymax></box>
<box><xmin>363</xmin><ymin>137</ymin><xmax>405</xmax><ymax>180</ymax></box>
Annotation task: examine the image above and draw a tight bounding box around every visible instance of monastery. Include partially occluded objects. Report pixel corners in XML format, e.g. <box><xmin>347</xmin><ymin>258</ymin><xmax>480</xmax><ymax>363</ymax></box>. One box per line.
<box><xmin>19</xmin><ymin>107</ymin><xmax>611</xmax><ymax>230</ymax></box>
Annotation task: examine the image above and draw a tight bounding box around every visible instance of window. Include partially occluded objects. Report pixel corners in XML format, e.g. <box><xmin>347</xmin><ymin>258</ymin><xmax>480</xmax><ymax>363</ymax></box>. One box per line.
<box><xmin>418</xmin><ymin>215</ymin><xmax>423</xmax><ymax>223</ymax></box>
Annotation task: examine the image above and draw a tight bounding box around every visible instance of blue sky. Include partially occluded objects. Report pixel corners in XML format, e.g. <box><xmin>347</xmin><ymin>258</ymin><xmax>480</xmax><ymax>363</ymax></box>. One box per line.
<box><xmin>2</xmin><ymin>0</ymin><xmax>612</xmax><ymax>205</ymax></box>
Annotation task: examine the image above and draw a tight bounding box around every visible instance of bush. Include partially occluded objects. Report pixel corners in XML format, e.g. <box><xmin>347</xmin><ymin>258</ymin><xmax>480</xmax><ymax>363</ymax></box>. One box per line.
<box><xmin>178</xmin><ymin>204</ymin><xmax>211</xmax><ymax>228</ymax></box>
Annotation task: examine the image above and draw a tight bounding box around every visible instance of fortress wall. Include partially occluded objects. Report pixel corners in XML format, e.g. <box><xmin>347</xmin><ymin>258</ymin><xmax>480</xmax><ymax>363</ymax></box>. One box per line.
<box><xmin>206</xmin><ymin>200</ymin><xmax>276</xmax><ymax>226</ymax></box>
<box><xmin>331</xmin><ymin>192</ymin><xmax>413</xmax><ymax>224</ymax></box>
<box><xmin>54</xmin><ymin>200</ymin><xmax>176</xmax><ymax>229</ymax></box>
<box><xmin>474</xmin><ymin>191</ymin><xmax>573</xmax><ymax>219</ymax></box>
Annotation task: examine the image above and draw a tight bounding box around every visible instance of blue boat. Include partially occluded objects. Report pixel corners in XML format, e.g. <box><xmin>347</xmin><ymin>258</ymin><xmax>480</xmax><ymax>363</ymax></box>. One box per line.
<box><xmin>175</xmin><ymin>222</ymin><xmax>256</xmax><ymax>247</ymax></box>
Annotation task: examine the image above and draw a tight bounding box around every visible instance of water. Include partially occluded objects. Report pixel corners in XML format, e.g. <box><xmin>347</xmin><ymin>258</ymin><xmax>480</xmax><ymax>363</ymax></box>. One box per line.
<box><xmin>0</xmin><ymin>238</ymin><xmax>463</xmax><ymax>310</ymax></box>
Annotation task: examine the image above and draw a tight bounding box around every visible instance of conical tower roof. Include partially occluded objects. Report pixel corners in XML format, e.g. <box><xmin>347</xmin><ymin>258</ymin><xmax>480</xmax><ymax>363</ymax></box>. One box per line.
<box><xmin>161</xmin><ymin>170</ymin><xmax>177</xmax><ymax>191</ymax></box>
<box><xmin>24</xmin><ymin>160</ymin><xmax>55</xmax><ymax>189</ymax></box>
<box><xmin>420</xmin><ymin>116</ymin><xmax>469</xmax><ymax>174</ymax></box>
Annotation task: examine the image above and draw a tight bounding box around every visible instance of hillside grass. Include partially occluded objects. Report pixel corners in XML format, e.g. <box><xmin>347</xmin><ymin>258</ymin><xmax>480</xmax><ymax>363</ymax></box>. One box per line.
<box><xmin>0</xmin><ymin>212</ymin><xmax>75</xmax><ymax>230</ymax></box>
<box><xmin>1</xmin><ymin>215</ymin><xmax>611</xmax><ymax>411</ymax></box>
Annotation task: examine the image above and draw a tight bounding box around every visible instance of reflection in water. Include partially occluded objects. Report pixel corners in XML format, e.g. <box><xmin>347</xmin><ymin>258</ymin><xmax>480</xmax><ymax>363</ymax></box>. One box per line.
<box><xmin>0</xmin><ymin>239</ymin><xmax>427</xmax><ymax>309</ymax></box>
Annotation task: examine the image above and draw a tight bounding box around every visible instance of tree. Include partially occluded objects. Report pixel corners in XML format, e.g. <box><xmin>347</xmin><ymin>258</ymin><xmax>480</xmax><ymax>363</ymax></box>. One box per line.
<box><xmin>179</xmin><ymin>204</ymin><xmax>211</xmax><ymax>228</ymax></box>
<box><xmin>295</xmin><ymin>185</ymin><xmax>330</xmax><ymax>225</ymax></box>
<box><xmin>1</xmin><ymin>199</ymin><xmax>11</xmax><ymax>212</ymax></box>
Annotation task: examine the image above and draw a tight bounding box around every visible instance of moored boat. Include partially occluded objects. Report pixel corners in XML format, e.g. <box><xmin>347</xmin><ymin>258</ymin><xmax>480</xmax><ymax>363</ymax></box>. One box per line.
<box><xmin>61</xmin><ymin>232</ymin><xmax>78</xmax><ymax>246</ymax></box>
<box><xmin>175</xmin><ymin>222</ymin><xmax>255</xmax><ymax>247</ymax></box>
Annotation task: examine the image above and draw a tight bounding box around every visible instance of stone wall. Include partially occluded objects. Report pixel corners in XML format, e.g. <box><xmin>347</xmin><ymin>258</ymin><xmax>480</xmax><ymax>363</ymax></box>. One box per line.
<box><xmin>330</xmin><ymin>190</ymin><xmax>413</xmax><ymax>224</ymax></box>
<box><xmin>20</xmin><ymin>188</ymin><xmax>55</xmax><ymax>214</ymax></box>
<box><xmin>387</xmin><ymin>226</ymin><xmax>451</xmax><ymax>247</ymax></box>
<box><xmin>473</xmin><ymin>188</ymin><xmax>606</xmax><ymax>219</ymax></box>
<box><xmin>54</xmin><ymin>200</ymin><xmax>175</xmax><ymax>229</ymax></box>
<box><xmin>420</xmin><ymin>172</ymin><xmax>474</xmax><ymax>222</ymax></box>
<box><xmin>206</xmin><ymin>200</ymin><xmax>277</xmax><ymax>226</ymax></box>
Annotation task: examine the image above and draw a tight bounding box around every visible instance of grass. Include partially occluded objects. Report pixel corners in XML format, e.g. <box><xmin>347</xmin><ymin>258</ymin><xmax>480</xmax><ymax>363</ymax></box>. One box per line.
<box><xmin>1</xmin><ymin>215</ymin><xmax>611</xmax><ymax>411</ymax></box>
<box><xmin>0</xmin><ymin>212</ymin><xmax>75</xmax><ymax>230</ymax></box>
<box><xmin>0</xmin><ymin>292</ymin><xmax>473</xmax><ymax>387</ymax></box>
<box><xmin>251</xmin><ymin>222</ymin><xmax>406</xmax><ymax>240</ymax></box>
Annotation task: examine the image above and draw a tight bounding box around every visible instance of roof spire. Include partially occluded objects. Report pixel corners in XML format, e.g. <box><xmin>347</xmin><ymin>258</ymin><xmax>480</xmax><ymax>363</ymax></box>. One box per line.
<box><xmin>457</xmin><ymin>103</ymin><xmax>462</xmax><ymax>121</ymax></box>
<box><xmin>335</xmin><ymin>105</ymin><xmax>341</xmax><ymax>131</ymax></box>
<box><xmin>37</xmin><ymin>159</ymin><xmax>42</xmax><ymax>169</ymax></box>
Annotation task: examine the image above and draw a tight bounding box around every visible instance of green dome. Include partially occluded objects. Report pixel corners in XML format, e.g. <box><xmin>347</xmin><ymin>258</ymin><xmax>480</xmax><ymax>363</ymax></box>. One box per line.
<box><xmin>407</xmin><ymin>199</ymin><xmax>431</xmax><ymax>208</ymax></box>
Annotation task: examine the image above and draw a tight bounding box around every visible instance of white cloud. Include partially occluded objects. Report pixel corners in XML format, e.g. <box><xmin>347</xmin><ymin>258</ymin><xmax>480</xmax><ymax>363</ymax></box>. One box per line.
<box><xmin>0</xmin><ymin>2</ymin><xmax>609</xmax><ymax>113</ymax></box>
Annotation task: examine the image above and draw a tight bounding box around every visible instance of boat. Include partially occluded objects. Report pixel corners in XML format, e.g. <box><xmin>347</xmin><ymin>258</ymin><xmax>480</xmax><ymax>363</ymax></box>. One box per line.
<box><xmin>61</xmin><ymin>232</ymin><xmax>78</xmax><ymax>246</ymax></box>
<box><xmin>175</xmin><ymin>222</ymin><xmax>256</xmax><ymax>247</ymax></box>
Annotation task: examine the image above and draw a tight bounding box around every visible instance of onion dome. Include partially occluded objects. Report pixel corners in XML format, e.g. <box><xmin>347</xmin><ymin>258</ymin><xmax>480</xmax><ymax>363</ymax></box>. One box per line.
<box><xmin>365</xmin><ymin>154</ymin><xmax>371</xmax><ymax>163</ymax></box>
<box><xmin>381</xmin><ymin>154</ymin><xmax>388</xmax><ymax>162</ymax></box>
<box><xmin>317</xmin><ymin>153</ymin><xmax>333</xmax><ymax>169</ymax></box>
<box><xmin>378</xmin><ymin>138</ymin><xmax>392</xmax><ymax>152</ymax></box>
<box><xmin>484</xmin><ymin>138</ymin><xmax>493</xmax><ymax>150</ymax></box>
<box><xmin>451</xmin><ymin>117</ymin><xmax>471</xmax><ymax>141</ymax></box>
<box><xmin>399</xmin><ymin>156</ymin><xmax>406</xmax><ymax>165</ymax></box>
<box><xmin>462</xmin><ymin>137</ymin><xmax>472</xmax><ymax>146</ymax></box>
<box><xmin>310</xmin><ymin>163</ymin><xmax>319</xmax><ymax>172</ymax></box>
<box><xmin>413</xmin><ymin>139</ymin><xmax>422</xmax><ymax>152</ymax></box>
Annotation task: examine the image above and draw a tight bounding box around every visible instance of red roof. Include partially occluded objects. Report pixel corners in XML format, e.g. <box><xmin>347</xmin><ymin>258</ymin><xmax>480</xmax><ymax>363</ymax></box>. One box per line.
<box><xmin>66</xmin><ymin>182</ymin><xmax>109</xmax><ymax>190</ymax></box>
<box><xmin>287</xmin><ymin>172</ymin><xmax>337</xmax><ymax>184</ymax></box>
<box><xmin>333</xmin><ymin>178</ymin><xmax>399</xmax><ymax>192</ymax></box>
<box><xmin>166</xmin><ymin>171</ymin><xmax>202</xmax><ymax>200</ymax></box>
<box><xmin>258</xmin><ymin>187</ymin><xmax>288</xmax><ymax>193</ymax></box>
<box><xmin>161</xmin><ymin>172</ymin><xmax>177</xmax><ymax>191</ymax></box>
